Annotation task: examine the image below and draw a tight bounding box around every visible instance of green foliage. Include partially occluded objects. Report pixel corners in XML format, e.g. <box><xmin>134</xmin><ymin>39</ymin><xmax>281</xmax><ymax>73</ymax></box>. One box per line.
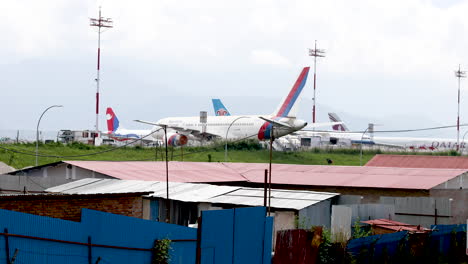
<box><xmin>152</xmin><ymin>239</ymin><xmax>171</xmax><ymax>264</ymax></box>
<box><xmin>294</xmin><ymin>215</ymin><xmax>309</xmax><ymax>229</ymax></box>
<box><xmin>0</xmin><ymin>141</ymin><xmax>462</xmax><ymax>169</ymax></box>
<box><xmin>352</xmin><ymin>219</ymin><xmax>371</xmax><ymax>239</ymax></box>
<box><xmin>318</xmin><ymin>228</ymin><xmax>334</xmax><ymax>264</ymax></box>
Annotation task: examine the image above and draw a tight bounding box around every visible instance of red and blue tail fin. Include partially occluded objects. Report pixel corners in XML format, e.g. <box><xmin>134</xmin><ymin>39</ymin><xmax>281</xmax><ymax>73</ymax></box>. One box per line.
<box><xmin>272</xmin><ymin>67</ymin><xmax>310</xmax><ymax>117</ymax></box>
<box><xmin>106</xmin><ymin>107</ymin><xmax>120</xmax><ymax>133</ymax></box>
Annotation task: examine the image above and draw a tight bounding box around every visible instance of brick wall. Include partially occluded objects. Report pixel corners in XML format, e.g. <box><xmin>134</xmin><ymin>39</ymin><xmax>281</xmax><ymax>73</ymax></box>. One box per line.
<box><xmin>0</xmin><ymin>193</ymin><xmax>146</xmax><ymax>221</ymax></box>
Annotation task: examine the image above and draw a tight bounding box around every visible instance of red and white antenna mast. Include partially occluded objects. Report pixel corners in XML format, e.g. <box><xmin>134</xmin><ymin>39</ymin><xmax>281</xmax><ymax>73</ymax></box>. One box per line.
<box><xmin>308</xmin><ymin>40</ymin><xmax>325</xmax><ymax>126</ymax></box>
<box><xmin>90</xmin><ymin>7</ymin><xmax>113</xmax><ymax>141</ymax></box>
<box><xmin>455</xmin><ymin>65</ymin><xmax>466</xmax><ymax>152</ymax></box>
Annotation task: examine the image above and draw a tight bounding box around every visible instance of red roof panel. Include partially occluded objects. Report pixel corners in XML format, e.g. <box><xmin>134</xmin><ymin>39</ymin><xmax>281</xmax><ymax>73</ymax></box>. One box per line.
<box><xmin>362</xmin><ymin>219</ymin><xmax>430</xmax><ymax>233</ymax></box>
<box><xmin>64</xmin><ymin>161</ymin><xmax>466</xmax><ymax>190</ymax></box>
<box><xmin>365</xmin><ymin>154</ymin><xmax>468</xmax><ymax>169</ymax></box>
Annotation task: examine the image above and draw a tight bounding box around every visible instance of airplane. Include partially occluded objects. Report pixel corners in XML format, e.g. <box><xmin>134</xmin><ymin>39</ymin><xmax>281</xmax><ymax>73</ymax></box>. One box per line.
<box><xmin>212</xmin><ymin>99</ymin><xmax>231</xmax><ymax>116</ymax></box>
<box><xmin>328</xmin><ymin>113</ymin><xmax>349</xmax><ymax>131</ymax></box>
<box><xmin>327</xmin><ymin>113</ymin><xmax>465</xmax><ymax>150</ymax></box>
<box><xmin>106</xmin><ymin>107</ymin><xmax>153</xmax><ymax>142</ymax></box>
<box><xmin>136</xmin><ymin>67</ymin><xmax>338</xmax><ymax>145</ymax></box>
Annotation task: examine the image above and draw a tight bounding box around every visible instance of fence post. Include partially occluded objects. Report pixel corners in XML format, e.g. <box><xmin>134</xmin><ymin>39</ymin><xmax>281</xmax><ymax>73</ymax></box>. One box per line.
<box><xmin>195</xmin><ymin>216</ymin><xmax>202</xmax><ymax>264</ymax></box>
<box><xmin>88</xmin><ymin>236</ymin><xmax>92</xmax><ymax>264</ymax></box>
<box><xmin>4</xmin><ymin>228</ymin><xmax>10</xmax><ymax>264</ymax></box>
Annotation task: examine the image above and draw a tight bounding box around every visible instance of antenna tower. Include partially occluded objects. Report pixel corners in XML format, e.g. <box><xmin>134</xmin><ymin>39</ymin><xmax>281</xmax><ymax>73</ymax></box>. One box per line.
<box><xmin>90</xmin><ymin>7</ymin><xmax>113</xmax><ymax>143</ymax></box>
<box><xmin>308</xmin><ymin>40</ymin><xmax>325</xmax><ymax>126</ymax></box>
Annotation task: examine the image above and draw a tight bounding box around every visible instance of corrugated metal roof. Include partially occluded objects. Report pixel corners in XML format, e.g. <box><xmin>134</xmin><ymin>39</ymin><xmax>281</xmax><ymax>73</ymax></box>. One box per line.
<box><xmin>46</xmin><ymin>178</ymin><xmax>338</xmax><ymax>210</ymax></box>
<box><xmin>362</xmin><ymin>218</ymin><xmax>430</xmax><ymax>233</ymax></box>
<box><xmin>64</xmin><ymin>161</ymin><xmax>247</xmax><ymax>183</ymax></box>
<box><xmin>365</xmin><ymin>154</ymin><xmax>468</xmax><ymax>169</ymax></box>
<box><xmin>39</xmin><ymin>161</ymin><xmax>468</xmax><ymax>190</ymax></box>
<box><xmin>226</xmin><ymin>163</ymin><xmax>466</xmax><ymax>190</ymax></box>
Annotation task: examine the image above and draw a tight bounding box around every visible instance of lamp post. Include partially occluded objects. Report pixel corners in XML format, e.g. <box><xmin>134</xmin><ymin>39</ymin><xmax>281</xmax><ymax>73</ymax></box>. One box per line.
<box><xmin>36</xmin><ymin>105</ymin><xmax>63</xmax><ymax>166</ymax></box>
<box><xmin>461</xmin><ymin>130</ymin><xmax>468</xmax><ymax>155</ymax></box>
<box><xmin>455</xmin><ymin>65</ymin><xmax>466</xmax><ymax>152</ymax></box>
<box><xmin>224</xmin><ymin>116</ymin><xmax>249</xmax><ymax>162</ymax></box>
<box><xmin>359</xmin><ymin>125</ymin><xmax>370</xmax><ymax>166</ymax></box>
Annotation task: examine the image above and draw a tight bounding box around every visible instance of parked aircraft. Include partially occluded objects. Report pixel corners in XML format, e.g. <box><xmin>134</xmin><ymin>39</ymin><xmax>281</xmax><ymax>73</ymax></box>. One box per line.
<box><xmin>212</xmin><ymin>99</ymin><xmax>231</xmax><ymax>116</ymax></box>
<box><xmin>136</xmin><ymin>67</ymin><xmax>336</xmax><ymax>145</ymax></box>
<box><xmin>328</xmin><ymin>113</ymin><xmax>464</xmax><ymax>150</ymax></box>
<box><xmin>106</xmin><ymin>107</ymin><xmax>153</xmax><ymax>141</ymax></box>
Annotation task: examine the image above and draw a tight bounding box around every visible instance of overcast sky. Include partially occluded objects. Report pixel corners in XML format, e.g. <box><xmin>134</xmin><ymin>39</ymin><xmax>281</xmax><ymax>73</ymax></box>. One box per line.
<box><xmin>2</xmin><ymin>0</ymin><xmax>468</xmax><ymax>139</ymax></box>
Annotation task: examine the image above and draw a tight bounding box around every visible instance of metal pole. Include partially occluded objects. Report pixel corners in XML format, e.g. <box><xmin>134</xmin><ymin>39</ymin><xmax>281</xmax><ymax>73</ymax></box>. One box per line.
<box><xmin>224</xmin><ymin>116</ymin><xmax>249</xmax><ymax>162</ymax></box>
<box><xmin>458</xmin><ymin>65</ymin><xmax>461</xmax><ymax>151</ymax></box>
<box><xmin>268</xmin><ymin>126</ymin><xmax>274</xmax><ymax>216</ymax></box>
<box><xmin>313</xmin><ymin>40</ymin><xmax>317</xmax><ymax>125</ymax></box>
<box><xmin>36</xmin><ymin>105</ymin><xmax>63</xmax><ymax>166</ymax></box>
<box><xmin>90</xmin><ymin>7</ymin><xmax>112</xmax><ymax>145</ymax></box>
<box><xmin>308</xmin><ymin>40</ymin><xmax>325</xmax><ymax>127</ymax></box>
<box><xmin>359</xmin><ymin>126</ymin><xmax>370</xmax><ymax>166</ymax></box>
<box><xmin>263</xmin><ymin>169</ymin><xmax>268</xmax><ymax>207</ymax></box>
<box><xmin>164</xmin><ymin>125</ymin><xmax>170</xmax><ymax>223</ymax></box>
<box><xmin>455</xmin><ymin>65</ymin><xmax>466</xmax><ymax>152</ymax></box>
<box><xmin>461</xmin><ymin>130</ymin><xmax>468</xmax><ymax>155</ymax></box>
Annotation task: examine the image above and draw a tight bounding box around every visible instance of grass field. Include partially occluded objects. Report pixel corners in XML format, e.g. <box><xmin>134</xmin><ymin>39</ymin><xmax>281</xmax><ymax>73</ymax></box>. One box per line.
<box><xmin>0</xmin><ymin>141</ymin><xmax>459</xmax><ymax>170</ymax></box>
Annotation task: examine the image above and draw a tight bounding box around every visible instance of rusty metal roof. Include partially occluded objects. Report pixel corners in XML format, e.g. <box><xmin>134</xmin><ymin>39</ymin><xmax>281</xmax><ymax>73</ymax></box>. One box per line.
<box><xmin>45</xmin><ymin>161</ymin><xmax>468</xmax><ymax>190</ymax></box>
<box><xmin>361</xmin><ymin>219</ymin><xmax>431</xmax><ymax>233</ymax></box>
<box><xmin>365</xmin><ymin>154</ymin><xmax>468</xmax><ymax>169</ymax></box>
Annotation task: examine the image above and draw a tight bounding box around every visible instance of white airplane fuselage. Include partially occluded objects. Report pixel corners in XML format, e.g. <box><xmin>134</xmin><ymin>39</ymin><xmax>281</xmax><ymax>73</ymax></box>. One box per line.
<box><xmin>151</xmin><ymin>115</ymin><xmax>307</xmax><ymax>142</ymax></box>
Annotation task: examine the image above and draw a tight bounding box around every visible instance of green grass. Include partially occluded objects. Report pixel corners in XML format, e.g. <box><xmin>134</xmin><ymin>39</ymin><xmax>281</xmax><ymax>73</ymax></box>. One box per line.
<box><xmin>0</xmin><ymin>141</ymin><xmax>459</xmax><ymax>170</ymax></box>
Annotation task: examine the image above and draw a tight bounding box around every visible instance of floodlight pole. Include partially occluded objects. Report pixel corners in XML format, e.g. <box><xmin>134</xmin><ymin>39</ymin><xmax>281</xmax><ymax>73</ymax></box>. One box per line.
<box><xmin>90</xmin><ymin>7</ymin><xmax>113</xmax><ymax>144</ymax></box>
<box><xmin>455</xmin><ymin>65</ymin><xmax>466</xmax><ymax>153</ymax></box>
<box><xmin>36</xmin><ymin>105</ymin><xmax>63</xmax><ymax>166</ymax></box>
<box><xmin>308</xmin><ymin>40</ymin><xmax>326</xmax><ymax>128</ymax></box>
<box><xmin>359</xmin><ymin>126</ymin><xmax>370</xmax><ymax>166</ymax></box>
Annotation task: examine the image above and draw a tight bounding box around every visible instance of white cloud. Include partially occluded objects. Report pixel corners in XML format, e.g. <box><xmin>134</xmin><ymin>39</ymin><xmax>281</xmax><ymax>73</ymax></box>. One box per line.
<box><xmin>250</xmin><ymin>49</ymin><xmax>292</xmax><ymax>67</ymax></box>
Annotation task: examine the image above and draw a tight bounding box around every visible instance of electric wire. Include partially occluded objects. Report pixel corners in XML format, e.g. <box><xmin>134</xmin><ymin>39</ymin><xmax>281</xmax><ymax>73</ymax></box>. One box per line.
<box><xmin>0</xmin><ymin>123</ymin><xmax>464</xmax><ymax>161</ymax></box>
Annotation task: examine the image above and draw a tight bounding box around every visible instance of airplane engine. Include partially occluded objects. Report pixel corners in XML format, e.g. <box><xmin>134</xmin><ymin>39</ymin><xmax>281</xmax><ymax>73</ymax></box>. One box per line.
<box><xmin>166</xmin><ymin>133</ymin><xmax>188</xmax><ymax>147</ymax></box>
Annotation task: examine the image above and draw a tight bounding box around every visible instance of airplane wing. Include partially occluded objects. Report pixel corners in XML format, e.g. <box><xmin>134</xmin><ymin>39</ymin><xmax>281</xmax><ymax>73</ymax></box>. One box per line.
<box><xmin>259</xmin><ymin>117</ymin><xmax>292</xmax><ymax>128</ymax></box>
<box><xmin>305</xmin><ymin>122</ymin><xmax>343</xmax><ymax>129</ymax></box>
<box><xmin>134</xmin><ymin>120</ymin><xmax>223</xmax><ymax>139</ymax></box>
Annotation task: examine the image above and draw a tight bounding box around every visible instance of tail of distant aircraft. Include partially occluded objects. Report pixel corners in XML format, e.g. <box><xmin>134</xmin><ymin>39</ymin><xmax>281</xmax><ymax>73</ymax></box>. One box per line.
<box><xmin>212</xmin><ymin>99</ymin><xmax>231</xmax><ymax>116</ymax></box>
<box><xmin>106</xmin><ymin>107</ymin><xmax>120</xmax><ymax>133</ymax></box>
<box><xmin>328</xmin><ymin>113</ymin><xmax>349</xmax><ymax>131</ymax></box>
<box><xmin>272</xmin><ymin>67</ymin><xmax>310</xmax><ymax>118</ymax></box>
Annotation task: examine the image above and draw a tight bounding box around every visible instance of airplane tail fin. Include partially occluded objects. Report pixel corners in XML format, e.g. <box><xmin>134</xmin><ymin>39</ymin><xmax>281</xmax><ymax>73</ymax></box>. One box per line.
<box><xmin>106</xmin><ymin>107</ymin><xmax>120</xmax><ymax>133</ymax></box>
<box><xmin>212</xmin><ymin>99</ymin><xmax>231</xmax><ymax>116</ymax></box>
<box><xmin>328</xmin><ymin>113</ymin><xmax>349</xmax><ymax>131</ymax></box>
<box><xmin>272</xmin><ymin>67</ymin><xmax>310</xmax><ymax>118</ymax></box>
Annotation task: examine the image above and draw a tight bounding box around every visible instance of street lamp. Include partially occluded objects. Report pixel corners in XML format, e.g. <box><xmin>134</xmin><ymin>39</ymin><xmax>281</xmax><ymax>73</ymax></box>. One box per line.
<box><xmin>36</xmin><ymin>105</ymin><xmax>63</xmax><ymax>166</ymax></box>
<box><xmin>224</xmin><ymin>116</ymin><xmax>249</xmax><ymax>162</ymax></box>
<box><xmin>359</xmin><ymin>125</ymin><xmax>371</xmax><ymax>166</ymax></box>
<box><xmin>461</xmin><ymin>130</ymin><xmax>468</xmax><ymax>155</ymax></box>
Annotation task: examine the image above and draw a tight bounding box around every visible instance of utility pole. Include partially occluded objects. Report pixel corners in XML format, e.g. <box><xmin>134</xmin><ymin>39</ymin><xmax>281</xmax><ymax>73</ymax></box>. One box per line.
<box><xmin>90</xmin><ymin>7</ymin><xmax>113</xmax><ymax>144</ymax></box>
<box><xmin>308</xmin><ymin>40</ymin><xmax>325</xmax><ymax>127</ymax></box>
<box><xmin>455</xmin><ymin>65</ymin><xmax>466</xmax><ymax>152</ymax></box>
